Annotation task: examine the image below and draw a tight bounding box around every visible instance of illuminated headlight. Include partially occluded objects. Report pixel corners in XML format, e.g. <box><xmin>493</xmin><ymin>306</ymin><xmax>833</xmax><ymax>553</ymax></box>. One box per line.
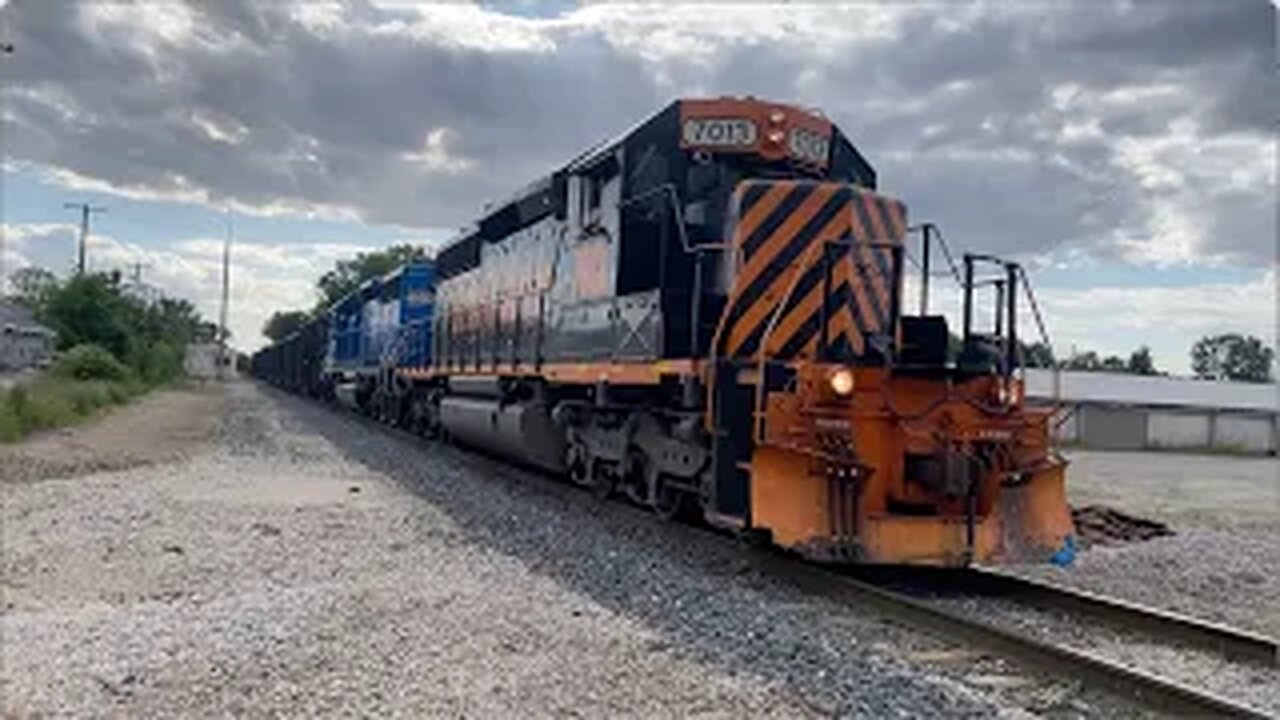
<box><xmin>767</xmin><ymin>129</ymin><xmax>785</xmax><ymax>144</ymax></box>
<box><xmin>995</xmin><ymin>383</ymin><xmax>1009</xmax><ymax>405</ymax></box>
<box><xmin>769</xmin><ymin>110</ymin><xmax>786</xmax><ymax>124</ymax></box>
<box><xmin>829</xmin><ymin>368</ymin><xmax>855</xmax><ymax>397</ymax></box>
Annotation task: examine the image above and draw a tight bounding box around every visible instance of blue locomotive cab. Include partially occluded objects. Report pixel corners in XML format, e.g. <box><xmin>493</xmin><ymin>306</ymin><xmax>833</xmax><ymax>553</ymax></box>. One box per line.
<box><xmin>397</xmin><ymin>262</ymin><xmax>435</xmax><ymax>369</ymax></box>
<box><xmin>327</xmin><ymin>290</ymin><xmax>366</xmax><ymax>374</ymax></box>
<box><xmin>325</xmin><ymin>261</ymin><xmax>435</xmax><ymax>376</ymax></box>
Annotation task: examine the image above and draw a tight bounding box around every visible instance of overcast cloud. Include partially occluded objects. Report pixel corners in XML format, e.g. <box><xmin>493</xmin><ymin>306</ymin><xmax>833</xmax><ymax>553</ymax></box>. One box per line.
<box><xmin>0</xmin><ymin>0</ymin><xmax>1275</xmax><ymax>362</ymax></box>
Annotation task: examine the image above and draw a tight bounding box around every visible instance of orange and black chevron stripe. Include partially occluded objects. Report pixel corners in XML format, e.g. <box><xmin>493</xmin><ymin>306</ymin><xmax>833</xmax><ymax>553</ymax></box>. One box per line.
<box><xmin>716</xmin><ymin>180</ymin><xmax>907</xmax><ymax>363</ymax></box>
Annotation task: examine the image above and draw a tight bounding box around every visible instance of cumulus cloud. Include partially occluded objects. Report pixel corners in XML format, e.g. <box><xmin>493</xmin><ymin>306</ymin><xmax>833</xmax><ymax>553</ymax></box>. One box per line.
<box><xmin>1039</xmin><ymin>269</ymin><xmax>1277</xmax><ymax>347</ymax></box>
<box><xmin>1</xmin><ymin>221</ymin><xmax>373</xmax><ymax>350</ymax></box>
<box><xmin>0</xmin><ymin>222</ymin><xmax>79</xmax><ymax>284</ymax></box>
<box><xmin>0</xmin><ymin>0</ymin><xmax>1274</xmax><ymax>359</ymax></box>
<box><xmin>2</xmin><ymin>0</ymin><xmax>1272</xmax><ymax>267</ymax></box>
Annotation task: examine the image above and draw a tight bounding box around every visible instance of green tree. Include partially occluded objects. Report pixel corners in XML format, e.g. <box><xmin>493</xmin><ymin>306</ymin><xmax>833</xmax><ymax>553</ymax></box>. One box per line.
<box><xmin>1126</xmin><ymin>346</ymin><xmax>1158</xmax><ymax>376</ymax></box>
<box><xmin>1019</xmin><ymin>341</ymin><xmax>1056</xmax><ymax>369</ymax></box>
<box><xmin>10</xmin><ymin>266</ymin><xmax>59</xmax><ymax>307</ymax></box>
<box><xmin>316</xmin><ymin>244</ymin><xmax>423</xmax><ymax>309</ymax></box>
<box><xmin>1100</xmin><ymin>355</ymin><xmax>1126</xmax><ymax>372</ymax></box>
<box><xmin>39</xmin><ymin>274</ymin><xmax>136</xmax><ymax>358</ymax></box>
<box><xmin>137</xmin><ymin>297</ymin><xmax>203</xmax><ymax>346</ymax></box>
<box><xmin>30</xmin><ymin>271</ymin><xmax>208</xmax><ymax>384</ymax></box>
<box><xmin>1191</xmin><ymin>334</ymin><xmax>1275</xmax><ymax>383</ymax></box>
<box><xmin>1062</xmin><ymin>350</ymin><xmax>1101</xmax><ymax>371</ymax></box>
<box><xmin>263</xmin><ymin>310</ymin><xmax>312</xmax><ymax>341</ymax></box>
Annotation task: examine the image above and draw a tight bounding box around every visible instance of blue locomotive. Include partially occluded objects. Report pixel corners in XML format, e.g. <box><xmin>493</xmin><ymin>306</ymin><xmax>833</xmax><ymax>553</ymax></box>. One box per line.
<box><xmin>252</xmin><ymin>260</ymin><xmax>435</xmax><ymax>419</ymax></box>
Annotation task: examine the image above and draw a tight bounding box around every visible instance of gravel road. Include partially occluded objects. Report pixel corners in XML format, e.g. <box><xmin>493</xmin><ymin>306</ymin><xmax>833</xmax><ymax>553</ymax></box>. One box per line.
<box><xmin>4</xmin><ymin>381</ymin><xmax>1054</xmax><ymax>719</ymax></box>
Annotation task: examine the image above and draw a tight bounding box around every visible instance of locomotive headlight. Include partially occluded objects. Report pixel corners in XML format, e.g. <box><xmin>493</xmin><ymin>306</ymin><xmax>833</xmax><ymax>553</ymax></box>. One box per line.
<box><xmin>829</xmin><ymin>368</ymin><xmax>855</xmax><ymax>397</ymax></box>
<box><xmin>994</xmin><ymin>379</ymin><xmax>1018</xmax><ymax>406</ymax></box>
<box><xmin>769</xmin><ymin>110</ymin><xmax>786</xmax><ymax>124</ymax></box>
<box><xmin>767</xmin><ymin>129</ymin><xmax>785</xmax><ymax>144</ymax></box>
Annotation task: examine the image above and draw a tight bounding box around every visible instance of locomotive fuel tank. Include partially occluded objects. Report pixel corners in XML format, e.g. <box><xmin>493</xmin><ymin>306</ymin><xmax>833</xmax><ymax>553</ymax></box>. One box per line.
<box><xmin>439</xmin><ymin>395</ymin><xmax>566</xmax><ymax>472</ymax></box>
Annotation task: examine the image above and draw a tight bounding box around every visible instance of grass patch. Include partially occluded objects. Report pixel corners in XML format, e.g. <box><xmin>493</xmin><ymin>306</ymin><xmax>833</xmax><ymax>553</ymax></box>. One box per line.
<box><xmin>0</xmin><ymin>375</ymin><xmax>146</xmax><ymax>443</ymax></box>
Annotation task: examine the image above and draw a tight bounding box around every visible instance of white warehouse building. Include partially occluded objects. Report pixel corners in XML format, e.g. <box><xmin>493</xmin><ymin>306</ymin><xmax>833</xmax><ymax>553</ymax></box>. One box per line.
<box><xmin>1024</xmin><ymin>369</ymin><xmax>1278</xmax><ymax>456</ymax></box>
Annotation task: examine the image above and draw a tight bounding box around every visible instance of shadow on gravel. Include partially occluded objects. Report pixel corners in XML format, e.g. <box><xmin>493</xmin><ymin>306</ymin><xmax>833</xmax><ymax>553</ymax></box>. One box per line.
<box><xmin>256</xmin><ymin>384</ymin><xmax>998</xmax><ymax>717</ymax></box>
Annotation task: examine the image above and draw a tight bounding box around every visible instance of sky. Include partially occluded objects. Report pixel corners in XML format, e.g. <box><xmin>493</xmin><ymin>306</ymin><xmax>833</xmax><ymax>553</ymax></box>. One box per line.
<box><xmin>0</xmin><ymin>0</ymin><xmax>1274</xmax><ymax>374</ymax></box>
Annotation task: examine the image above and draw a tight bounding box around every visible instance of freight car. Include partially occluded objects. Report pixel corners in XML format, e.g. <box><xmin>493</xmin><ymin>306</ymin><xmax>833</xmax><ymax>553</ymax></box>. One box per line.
<box><xmin>255</xmin><ymin>97</ymin><xmax>1075</xmax><ymax>567</ymax></box>
<box><xmin>251</xmin><ymin>314</ymin><xmax>328</xmax><ymax>397</ymax></box>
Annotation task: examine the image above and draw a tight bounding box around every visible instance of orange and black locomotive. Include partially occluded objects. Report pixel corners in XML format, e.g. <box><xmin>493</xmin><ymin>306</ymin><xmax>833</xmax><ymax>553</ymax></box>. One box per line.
<box><xmin>259</xmin><ymin>97</ymin><xmax>1077</xmax><ymax>567</ymax></box>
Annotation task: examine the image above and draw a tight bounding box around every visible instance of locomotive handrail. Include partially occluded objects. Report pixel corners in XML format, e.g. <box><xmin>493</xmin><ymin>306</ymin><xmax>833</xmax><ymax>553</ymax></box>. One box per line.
<box><xmin>750</xmin><ymin>240</ymin><xmax>829</xmax><ymax>443</ymax></box>
<box><xmin>1015</xmin><ymin>264</ymin><xmax>1062</xmax><ymax>409</ymax></box>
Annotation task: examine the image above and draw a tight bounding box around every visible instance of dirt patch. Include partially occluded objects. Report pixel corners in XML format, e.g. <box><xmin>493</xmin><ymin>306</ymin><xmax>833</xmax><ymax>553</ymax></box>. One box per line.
<box><xmin>1072</xmin><ymin>504</ymin><xmax>1174</xmax><ymax>547</ymax></box>
<box><xmin>0</xmin><ymin>385</ymin><xmax>225</xmax><ymax>483</ymax></box>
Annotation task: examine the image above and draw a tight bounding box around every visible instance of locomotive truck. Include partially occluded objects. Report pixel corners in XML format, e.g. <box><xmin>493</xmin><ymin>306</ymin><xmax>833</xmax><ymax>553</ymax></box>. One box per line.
<box><xmin>254</xmin><ymin>97</ymin><xmax>1076</xmax><ymax>567</ymax></box>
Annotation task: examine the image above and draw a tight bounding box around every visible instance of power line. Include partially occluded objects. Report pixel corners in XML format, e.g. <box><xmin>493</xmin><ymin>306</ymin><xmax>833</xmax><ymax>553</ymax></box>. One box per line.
<box><xmin>63</xmin><ymin>202</ymin><xmax>107</xmax><ymax>275</ymax></box>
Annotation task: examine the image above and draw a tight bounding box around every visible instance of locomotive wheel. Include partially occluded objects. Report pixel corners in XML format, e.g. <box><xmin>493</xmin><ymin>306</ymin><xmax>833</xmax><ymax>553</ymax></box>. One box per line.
<box><xmin>566</xmin><ymin>441</ymin><xmax>591</xmax><ymax>487</ymax></box>
<box><xmin>650</xmin><ymin>476</ymin><xmax>684</xmax><ymax>521</ymax></box>
<box><xmin>638</xmin><ymin>451</ymin><xmax>684</xmax><ymax>521</ymax></box>
<box><xmin>589</xmin><ymin>459</ymin><xmax>616</xmax><ymax>500</ymax></box>
<box><xmin>622</xmin><ymin>447</ymin><xmax>659</xmax><ymax>508</ymax></box>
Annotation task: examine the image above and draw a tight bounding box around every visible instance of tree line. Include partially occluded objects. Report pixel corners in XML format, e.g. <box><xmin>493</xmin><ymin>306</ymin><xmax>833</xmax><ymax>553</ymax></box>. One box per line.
<box><xmin>1019</xmin><ymin>334</ymin><xmax>1273</xmax><ymax>383</ymax></box>
<box><xmin>11</xmin><ymin>266</ymin><xmax>214</xmax><ymax>384</ymax></box>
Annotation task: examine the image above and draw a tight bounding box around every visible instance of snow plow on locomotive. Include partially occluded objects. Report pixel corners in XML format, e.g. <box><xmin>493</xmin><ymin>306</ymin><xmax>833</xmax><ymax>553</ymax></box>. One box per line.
<box><xmin>254</xmin><ymin>97</ymin><xmax>1076</xmax><ymax>567</ymax></box>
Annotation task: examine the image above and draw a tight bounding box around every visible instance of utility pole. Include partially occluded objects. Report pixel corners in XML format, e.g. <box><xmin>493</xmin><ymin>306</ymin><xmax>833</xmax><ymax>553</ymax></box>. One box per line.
<box><xmin>0</xmin><ymin>225</ymin><xmax>7</xmax><ymax>297</ymax></box>
<box><xmin>126</xmin><ymin>261</ymin><xmax>147</xmax><ymax>283</ymax></box>
<box><xmin>218</xmin><ymin>213</ymin><xmax>232</xmax><ymax>379</ymax></box>
<box><xmin>1</xmin><ymin>44</ymin><xmax>11</xmax><ymax>293</ymax></box>
<box><xmin>64</xmin><ymin>202</ymin><xmax>106</xmax><ymax>275</ymax></box>
<box><xmin>124</xmin><ymin>260</ymin><xmax>155</xmax><ymax>303</ymax></box>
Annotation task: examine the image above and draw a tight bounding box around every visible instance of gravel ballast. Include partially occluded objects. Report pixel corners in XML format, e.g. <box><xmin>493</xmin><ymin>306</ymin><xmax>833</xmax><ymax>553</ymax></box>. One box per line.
<box><xmin>3</xmin><ymin>382</ymin><xmax>1061</xmax><ymax>718</ymax></box>
<box><xmin>8</xmin><ymin>382</ymin><xmax>1258</xmax><ymax>717</ymax></box>
<box><xmin>1008</xmin><ymin>449</ymin><xmax>1280</xmax><ymax>639</ymax></box>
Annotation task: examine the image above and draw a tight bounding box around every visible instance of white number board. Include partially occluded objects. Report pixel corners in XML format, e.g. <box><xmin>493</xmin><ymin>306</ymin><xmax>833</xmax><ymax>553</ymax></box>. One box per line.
<box><xmin>682</xmin><ymin>118</ymin><xmax>758</xmax><ymax>147</ymax></box>
<box><xmin>788</xmin><ymin>127</ymin><xmax>830</xmax><ymax>165</ymax></box>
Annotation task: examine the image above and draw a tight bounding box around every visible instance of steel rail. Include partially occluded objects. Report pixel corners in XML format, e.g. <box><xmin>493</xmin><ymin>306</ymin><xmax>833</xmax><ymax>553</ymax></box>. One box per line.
<box><xmin>756</xmin><ymin>554</ymin><xmax>1273</xmax><ymax>719</ymax></box>
<box><xmin>963</xmin><ymin>566</ymin><xmax>1280</xmax><ymax>667</ymax></box>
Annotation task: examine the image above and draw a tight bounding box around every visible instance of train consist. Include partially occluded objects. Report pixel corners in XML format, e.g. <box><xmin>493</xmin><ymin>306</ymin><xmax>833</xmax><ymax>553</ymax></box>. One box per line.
<box><xmin>253</xmin><ymin>97</ymin><xmax>1076</xmax><ymax>567</ymax></box>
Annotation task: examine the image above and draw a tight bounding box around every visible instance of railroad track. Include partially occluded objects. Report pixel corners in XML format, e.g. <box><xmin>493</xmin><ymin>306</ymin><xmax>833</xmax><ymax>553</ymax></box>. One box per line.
<box><xmin>266</xmin><ymin>385</ymin><xmax>1276</xmax><ymax>718</ymax></box>
<box><xmin>809</xmin><ymin>561</ymin><xmax>1276</xmax><ymax>718</ymax></box>
<box><xmin>940</xmin><ymin>566</ymin><xmax>1276</xmax><ymax>667</ymax></box>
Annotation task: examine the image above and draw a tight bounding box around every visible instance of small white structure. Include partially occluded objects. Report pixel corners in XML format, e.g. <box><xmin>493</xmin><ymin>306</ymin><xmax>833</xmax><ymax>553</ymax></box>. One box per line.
<box><xmin>1025</xmin><ymin>369</ymin><xmax>1279</xmax><ymax>455</ymax></box>
<box><xmin>0</xmin><ymin>300</ymin><xmax>54</xmax><ymax>372</ymax></box>
<box><xmin>184</xmin><ymin>342</ymin><xmax>222</xmax><ymax>381</ymax></box>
